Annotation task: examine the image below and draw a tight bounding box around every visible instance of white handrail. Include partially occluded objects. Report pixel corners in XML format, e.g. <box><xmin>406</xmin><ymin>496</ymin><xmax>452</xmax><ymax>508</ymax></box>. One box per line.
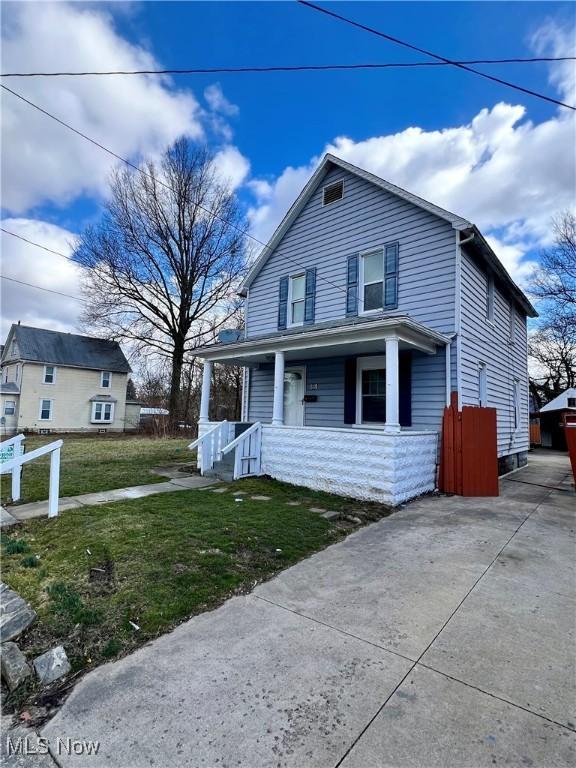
<box><xmin>1</xmin><ymin>438</ymin><xmax>63</xmax><ymax>518</ymax></box>
<box><xmin>188</xmin><ymin>421</ymin><xmax>229</xmax><ymax>475</ymax></box>
<box><xmin>0</xmin><ymin>433</ymin><xmax>26</xmax><ymax>449</ymax></box>
<box><xmin>188</xmin><ymin>422</ymin><xmax>222</xmax><ymax>451</ymax></box>
<box><xmin>220</xmin><ymin>422</ymin><xmax>261</xmax><ymax>455</ymax></box>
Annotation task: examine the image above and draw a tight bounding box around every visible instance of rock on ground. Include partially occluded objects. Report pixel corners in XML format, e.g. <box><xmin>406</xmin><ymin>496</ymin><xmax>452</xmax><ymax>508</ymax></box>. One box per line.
<box><xmin>33</xmin><ymin>647</ymin><xmax>71</xmax><ymax>686</ymax></box>
<box><xmin>0</xmin><ymin>584</ymin><xmax>37</xmax><ymax>643</ymax></box>
<box><xmin>1</xmin><ymin>643</ymin><xmax>31</xmax><ymax>691</ymax></box>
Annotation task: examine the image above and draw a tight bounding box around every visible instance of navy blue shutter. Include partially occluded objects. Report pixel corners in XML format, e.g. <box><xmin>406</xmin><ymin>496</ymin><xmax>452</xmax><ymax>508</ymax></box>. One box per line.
<box><xmin>346</xmin><ymin>255</ymin><xmax>359</xmax><ymax>317</ymax></box>
<box><xmin>277</xmin><ymin>276</ymin><xmax>289</xmax><ymax>330</ymax></box>
<box><xmin>399</xmin><ymin>351</ymin><xmax>412</xmax><ymax>427</ymax></box>
<box><xmin>344</xmin><ymin>358</ymin><xmax>357</xmax><ymax>424</ymax></box>
<box><xmin>303</xmin><ymin>268</ymin><xmax>317</xmax><ymax>325</ymax></box>
<box><xmin>384</xmin><ymin>243</ymin><xmax>399</xmax><ymax>309</ymax></box>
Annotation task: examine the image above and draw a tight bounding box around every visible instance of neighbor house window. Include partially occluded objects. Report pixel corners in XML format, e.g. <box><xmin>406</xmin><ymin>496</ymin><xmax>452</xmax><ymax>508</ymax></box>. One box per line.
<box><xmin>478</xmin><ymin>363</ymin><xmax>487</xmax><ymax>407</ymax></box>
<box><xmin>101</xmin><ymin>371</ymin><xmax>112</xmax><ymax>388</ymax></box>
<box><xmin>4</xmin><ymin>400</ymin><xmax>15</xmax><ymax>416</ymax></box>
<box><xmin>486</xmin><ymin>275</ymin><xmax>494</xmax><ymax>322</ymax></box>
<box><xmin>43</xmin><ymin>365</ymin><xmax>55</xmax><ymax>384</ymax></box>
<box><xmin>567</xmin><ymin>397</ymin><xmax>576</xmax><ymax>408</ymax></box>
<box><xmin>39</xmin><ymin>399</ymin><xmax>53</xmax><ymax>420</ymax></box>
<box><xmin>360</xmin><ymin>244</ymin><xmax>399</xmax><ymax>313</ymax></box>
<box><xmin>92</xmin><ymin>401</ymin><xmax>114</xmax><ymax>423</ymax></box>
<box><xmin>288</xmin><ymin>275</ymin><xmax>306</xmax><ymax>326</ymax></box>
<box><xmin>513</xmin><ymin>380</ymin><xmax>521</xmax><ymax>430</ymax></box>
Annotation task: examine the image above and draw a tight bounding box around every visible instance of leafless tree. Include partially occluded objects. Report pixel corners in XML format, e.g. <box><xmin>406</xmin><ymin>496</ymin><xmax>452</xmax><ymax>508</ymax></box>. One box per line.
<box><xmin>529</xmin><ymin>314</ymin><xmax>576</xmax><ymax>408</ymax></box>
<box><xmin>75</xmin><ymin>139</ymin><xmax>247</xmax><ymax>430</ymax></box>
<box><xmin>532</xmin><ymin>211</ymin><xmax>576</xmax><ymax>313</ymax></box>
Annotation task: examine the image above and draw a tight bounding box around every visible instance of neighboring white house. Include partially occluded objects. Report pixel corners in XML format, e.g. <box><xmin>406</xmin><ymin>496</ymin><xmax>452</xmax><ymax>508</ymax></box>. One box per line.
<box><xmin>191</xmin><ymin>154</ymin><xmax>536</xmax><ymax>505</ymax></box>
<box><xmin>0</xmin><ymin>324</ymin><xmax>140</xmax><ymax>435</ymax></box>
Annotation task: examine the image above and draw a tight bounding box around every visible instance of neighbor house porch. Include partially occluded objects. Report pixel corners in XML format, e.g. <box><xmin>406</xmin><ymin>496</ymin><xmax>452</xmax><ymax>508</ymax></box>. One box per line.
<box><xmin>194</xmin><ymin>316</ymin><xmax>453</xmax><ymax>505</ymax></box>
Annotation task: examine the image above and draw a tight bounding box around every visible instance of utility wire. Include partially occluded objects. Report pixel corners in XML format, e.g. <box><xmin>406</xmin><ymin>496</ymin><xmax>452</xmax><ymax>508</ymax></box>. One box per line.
<box><xmin>1</xmin><ymin>83</ymin><xmax>352</xmax><ymax>299</ymax></box>
<box><xmin>1</xmin><ymin>274</ymin><xmax>86</xmax><ymax>303</ymax></box>
<box><xmin>1</xmin><ymin>227</ymin><xmax>78</xmax><ymax>263</ymax></box>
<box><xmin>1</xmin><ymin>57</ymin><xmax>573</xmax><ymax>77</ymax></box>
<box><xmin>298</xmin><ymin>0</ymin><xmax>576</xmax><ymax>111</ymax></box>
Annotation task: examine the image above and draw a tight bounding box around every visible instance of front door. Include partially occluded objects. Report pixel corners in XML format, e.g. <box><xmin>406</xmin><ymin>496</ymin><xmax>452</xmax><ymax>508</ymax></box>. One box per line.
<box><xmin>284</xmin><ymin>368</ymin><xmax>305</xmax><ymax>426</ymax></box>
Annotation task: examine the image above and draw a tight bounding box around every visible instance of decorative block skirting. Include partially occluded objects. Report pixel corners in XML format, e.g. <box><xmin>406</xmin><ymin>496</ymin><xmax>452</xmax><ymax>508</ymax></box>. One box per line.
<box><xmin>261</xmin><ymin>425</ymin><xmax>438</xmax><ymax>506</ymax></box>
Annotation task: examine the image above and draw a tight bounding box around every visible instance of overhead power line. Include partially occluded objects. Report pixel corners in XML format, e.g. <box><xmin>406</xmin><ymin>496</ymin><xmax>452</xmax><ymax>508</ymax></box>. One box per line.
<box><xmin>298</xmin><ymin>0</ymin><xmax>576</xmax><ymax>111</ymax></box>
<box><xmin>1</xmin><ymin>274</ymin><xmax>86</xmax><ymax>303</ymax></box>
<box><xmin>1</xmin><ymin>57</ymin><xmax>573</xmax><ymax>77</ymax></box>
<box><xmin>0</xmin><ymin>227</ymin><xmax>77</xmax><ymax>263</ymax></box>
<box><xmin>0</xmin><ymin>83</ymin><xmax>352</xmax><ymax>299</ymax></box>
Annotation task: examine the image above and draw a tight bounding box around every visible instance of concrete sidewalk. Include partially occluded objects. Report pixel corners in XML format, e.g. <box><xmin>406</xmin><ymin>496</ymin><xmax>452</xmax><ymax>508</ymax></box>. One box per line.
<box><xmin>4</xmin><ymin>473</ymin><xmax>216</xmax><ymax>523</ymax></box>
<box><xmin>39</xmin><ymin>450</ymin><xmax>575</xmax><ymax>767</ymax></box>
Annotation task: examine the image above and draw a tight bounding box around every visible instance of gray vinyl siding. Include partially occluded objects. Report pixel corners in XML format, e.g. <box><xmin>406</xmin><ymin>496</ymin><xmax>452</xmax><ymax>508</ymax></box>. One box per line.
<box><xmin>248</xmin><ymin>353</ymin><xmax>445</xmax><ymax>432</ymax></box>
<box><xmin>246</xmin><ymin>166</ymin><xmax>457</xmax><ymax>339</ymax></box>
<box><xmin>460</xmin><ymin>248</ymin><xmax>529</xmax><ymax>457</ymax></box>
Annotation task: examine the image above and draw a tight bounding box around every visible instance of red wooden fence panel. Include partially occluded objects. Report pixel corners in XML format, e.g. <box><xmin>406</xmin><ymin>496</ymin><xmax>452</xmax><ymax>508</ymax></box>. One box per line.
<box><xmin>565</xmin><ymin>425</ymin><xmax>576</xmax><ymax>484</ymax></box>
<box><xmin>439</xmin><ymin>393</ymin><xmax>499</xmax><ymax>497</ymax></box>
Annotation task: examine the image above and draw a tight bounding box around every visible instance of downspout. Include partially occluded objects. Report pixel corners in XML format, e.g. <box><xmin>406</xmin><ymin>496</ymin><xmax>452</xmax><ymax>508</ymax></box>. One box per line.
<box><xmin>454</xmin><ymin>229</ymin><xmax>475</xmax><ymax>409</ymax></box>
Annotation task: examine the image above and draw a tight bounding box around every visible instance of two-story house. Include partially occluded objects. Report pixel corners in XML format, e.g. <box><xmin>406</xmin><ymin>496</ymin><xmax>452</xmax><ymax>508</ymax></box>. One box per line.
<box><xmin>192</xmin><ymin>154</ymin><xmax>536</xmax><ymax>505</ymax></box>
<box><xmin>0</xmin><ymin>324</ymin><xmax>139</xmax><ymax>435</ymax></box>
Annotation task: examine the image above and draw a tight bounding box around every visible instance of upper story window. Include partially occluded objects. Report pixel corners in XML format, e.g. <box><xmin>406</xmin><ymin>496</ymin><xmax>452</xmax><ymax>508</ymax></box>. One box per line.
<box><xmin>43</xmin><ymin>365</ymin><xmax>55</xmax><ymax>384</ymax></box>
<box><xmin>568</xmin><ymin>397</ymin><xmax>576</xmax><ymax>408</ymax></box>
<box><xmin>359</xmin><ymin>243</ymin><xmax>399</xmax><ymax>314</ymax></box>
<box><xmin>288</xmin><ymin>275</ymin><xmax>305</xmax><ymax>326</ymax></box>
<box><xmin>486</xmin><ymin>274</ymin><xmax>495</xmax><ymax>322</ymax></box>
<box><xmin>92</xmin><ymin>401</ymin><xmax>114</xmax><ymax>423</ymax></box>
<box><xmin>322</xmin><ymin>180</ymin><xmax>344</xmax><ymax>206</ymax></box>
<box><xmin>513</xmin><ymin>379</ymin><xmax>521</xmax><ymax>430</ymax></box>
<box><xmin>101</xmin><ymin>371</ymin><xmax>112</xmax><ymax>388</ymax></box>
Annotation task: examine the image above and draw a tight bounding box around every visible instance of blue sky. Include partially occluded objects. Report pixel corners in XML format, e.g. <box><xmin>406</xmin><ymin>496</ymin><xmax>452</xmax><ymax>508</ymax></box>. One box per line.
<box><xmin>1</xmin><ymin>1</ymin><xmax>575</xmax><ymax>335</ymax></box>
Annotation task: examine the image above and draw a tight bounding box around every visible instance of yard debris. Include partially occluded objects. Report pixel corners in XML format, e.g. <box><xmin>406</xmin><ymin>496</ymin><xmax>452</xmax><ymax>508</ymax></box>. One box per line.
<box><xmin>0</xmin><ymin>582</ymin><xmax>37</xmax><ymax>643</ymax></box>
<box><xmin>234</xmin><ymin>498</ymin><xmax>243</xmax><ymax>503</ymax></box>
<box><xmin>1</xmin><ymin>642</ymin><xmax>32</xmax><ymax>690</ymax></box>
<box><xmin>129</xmin><ymin>621</ymin><xmax>140</xmax><ymax>631</ymax></box>
<box><xmin>275</xmin><ymin>548</ymin><xmax>283</xmax><ymax>553</ymax></box>
<box><xmin>86</xmin><ymin>548</ymin><xmax>92</xmax><ymax>555</ymax></box>
<box><xmin>33</xmin><ymin>646</ymin><xmax>71</xmax><ymax>686</ymax></box>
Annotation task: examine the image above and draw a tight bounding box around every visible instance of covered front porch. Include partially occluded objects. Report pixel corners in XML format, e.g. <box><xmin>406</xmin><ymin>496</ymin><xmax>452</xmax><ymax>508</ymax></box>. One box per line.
<box><xmin>194</xmin><ymin>316</ymin><xmax>452</xmax><ymax>505</ymax></box>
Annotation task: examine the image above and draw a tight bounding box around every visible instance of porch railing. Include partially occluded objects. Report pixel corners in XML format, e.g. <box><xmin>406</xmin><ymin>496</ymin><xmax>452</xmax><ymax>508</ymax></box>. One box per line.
<box><xmin>221</xmin><ymin>422</ymin><xmax>262</xmax><ymax>480</ymax></box>
<box><xmin>188</xmin><ymin>421</ymin><xmax>230</xmax><ymax>475</ymax></box>
<box><xmin>1</xmin><ymin>437</ymin><xmax>63</xmax><ymax>518</ymax></box>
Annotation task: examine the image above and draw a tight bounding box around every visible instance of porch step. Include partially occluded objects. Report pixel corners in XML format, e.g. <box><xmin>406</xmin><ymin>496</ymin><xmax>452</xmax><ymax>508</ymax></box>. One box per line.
<box><xmin>204</xmin><ymin>451</ymin><xmax>235</xmax><ymax>483</ymax></box>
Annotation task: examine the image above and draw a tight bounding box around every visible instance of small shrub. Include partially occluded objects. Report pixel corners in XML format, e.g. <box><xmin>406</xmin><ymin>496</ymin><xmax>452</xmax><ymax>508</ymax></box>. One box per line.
<box><xmin>102</xmin><ymin>638</ymin><xmax>123</xmax><ymax>658</ymax></box>
<box><xmin>21</xmin><ymin>555</ymin><xmax>39</xmax><ymax>568</ymax></box>
<box><xmin>5</xmin><ymin>540</ymin><xmax>30</xmax><ymax>555</ymax></box>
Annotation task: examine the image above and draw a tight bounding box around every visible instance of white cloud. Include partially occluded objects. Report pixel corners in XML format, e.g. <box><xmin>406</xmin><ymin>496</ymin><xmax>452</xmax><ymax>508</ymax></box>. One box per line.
<box><xmin>204</xmin><ymin>83</ymin><xmax>239</xmax><ymax>117</ymax></box>
<box><xmin>213</xmin><ymin>145</ymin><xmax>250</xmax><ymax>191</ymax></box>
<box><xmin>1</xmin><ymin>2</ymin><xmax>203</xmax><ymax>213</ymax></box>
<box><xmin>0</xmin><ymin>220</ymin><xmax>82</xmax><ymax>338</ymax></box>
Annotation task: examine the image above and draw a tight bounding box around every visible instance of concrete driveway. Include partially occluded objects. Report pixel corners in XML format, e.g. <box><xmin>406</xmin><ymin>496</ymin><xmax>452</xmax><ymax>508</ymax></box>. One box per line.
<box><xmin>41</xmin><ymin>451</ymin><xmax>575</xmax><ymax>767</ymax></box>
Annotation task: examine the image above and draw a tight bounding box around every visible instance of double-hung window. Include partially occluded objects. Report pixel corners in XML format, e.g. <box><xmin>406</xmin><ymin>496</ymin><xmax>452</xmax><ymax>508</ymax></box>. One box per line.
<box><xmin>513</xmin><ymin>379</ymin><xmax>521</xmax><ymax>431</ymax></box>
<box><xmin>478</xmin><ymin>363</ymin><xmax>487</xmax><ymax>407</ymax></box>
<box><xmin>356</xmin><ymin>356</ymin><xmax>387</xmax><ymax>424</ymax></box>
<box><xmin>359</xmin><ymin>244</ymin><xmax>399</xmax><ymax>313</ymax></box>
<box><xmin>486</xmin><ymin>275</ymin><xmax>495</xmax><ymax>322</ymax></box>
<box><xmin>288</xmin><ymin>275</ymin><xmax>306</xmax><ymax>326</ymax></box>
<box><xmin>4</xmin><ymin>400</ymin><xmax>15</xmax><ymax>416</ymax></box>
<box><xmin>92</xmin><ymin>401</ymin><xmax>114</xmax><ymax>423</ymax></box>
<box><xmin>39</xmin><ymin>399</ymin><xmax>53</xmax><ymax>420</ymax></box>
<box><xmin>101</xmin><ymin>371</ymin><xmax>112</xmax><ymax>388</ymax></box>
<box><xmin>43</xmin><ymin>365</ymin><xmax>55</xmax><ymax>384</ymax></box>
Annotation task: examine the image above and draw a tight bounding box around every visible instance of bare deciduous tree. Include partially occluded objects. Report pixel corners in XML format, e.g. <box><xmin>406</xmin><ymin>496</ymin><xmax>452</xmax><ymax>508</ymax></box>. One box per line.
<box><xmin>75</xmin><ymin>140</ymin><xmax>247</xmax><ymax>430</ymax></box>
<box><xmin>529</xmin><ymin>315</ymin><xmax>576</xmax><ymax>408</ymax></box>
<box><xmin>532</xmin><ymin>211</ymin><xmax>576</xmax><ymax>312</ymax></box>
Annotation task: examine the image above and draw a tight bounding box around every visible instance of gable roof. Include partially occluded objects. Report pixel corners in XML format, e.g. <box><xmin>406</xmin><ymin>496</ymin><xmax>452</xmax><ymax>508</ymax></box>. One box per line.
<box><xmin>1</xmin><ymin>325</ymin><xmax>131</xmax><ymax>373</ymax></box>
<box><xmin>239</xmin><ymin>153</ymin><xmax>537</xmax><ymax>318</ymax></box>
<box><xmin>539</xmin><ymin>387</ymin><xmax>576</xmax><ymax>413</ymax></box>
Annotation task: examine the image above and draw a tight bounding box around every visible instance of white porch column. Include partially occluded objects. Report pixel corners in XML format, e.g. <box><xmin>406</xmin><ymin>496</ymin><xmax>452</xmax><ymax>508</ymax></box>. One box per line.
<box><xmin>272</xmin><ymin>351</ymin><xmax>285</xmax><ymax>426</ymax></box>
<box><xmin>385</xmin><ymin>336</ymin><xmax>401</xmax><ymax>433</ymax></box>
<box><xmin>199</xmin><ymin>360</ymin><xmax>213</xmax><ymax>423</ymax></box>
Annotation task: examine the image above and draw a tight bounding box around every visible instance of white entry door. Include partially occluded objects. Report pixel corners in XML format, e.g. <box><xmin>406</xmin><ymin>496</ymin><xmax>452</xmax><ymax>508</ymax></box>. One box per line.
<box><xmin>284</xmin><ymin>368</ymin><xmax>305</xmax><ymax>426</ymax></box>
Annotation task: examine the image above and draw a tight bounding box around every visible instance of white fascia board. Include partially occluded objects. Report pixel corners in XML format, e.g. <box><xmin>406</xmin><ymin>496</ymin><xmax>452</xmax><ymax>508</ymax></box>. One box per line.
<box><xmin>198</xmin><ymin>317</ymin><xmax>450</xmax><ymax>362</ymax></box>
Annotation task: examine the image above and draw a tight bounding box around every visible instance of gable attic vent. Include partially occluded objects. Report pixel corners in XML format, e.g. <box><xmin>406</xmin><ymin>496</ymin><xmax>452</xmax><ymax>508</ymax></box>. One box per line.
<box><xmin>323</xmin><ymin>180</ymin><xmax>344</xmax><ymax>206</ymax></box>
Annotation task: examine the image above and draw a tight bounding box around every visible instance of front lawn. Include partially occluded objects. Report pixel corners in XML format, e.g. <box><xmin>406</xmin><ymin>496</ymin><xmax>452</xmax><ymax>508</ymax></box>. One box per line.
<box><xmin>2</xmin><ymin>434</ymin><xmax>190</xmax><ymax>504</ymax></box>
<box><xmin>1</xmin><ymin>477</ymin><xmax>390</xmax><ymax>711</ymax></box>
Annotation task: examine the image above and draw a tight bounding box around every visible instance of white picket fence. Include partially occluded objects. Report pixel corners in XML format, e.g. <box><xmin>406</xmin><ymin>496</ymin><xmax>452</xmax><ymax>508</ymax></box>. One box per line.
<box><xmin>0</xmin><ymin>434</ymin><xmax>63</xmax><ymax>518</ymax></box>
